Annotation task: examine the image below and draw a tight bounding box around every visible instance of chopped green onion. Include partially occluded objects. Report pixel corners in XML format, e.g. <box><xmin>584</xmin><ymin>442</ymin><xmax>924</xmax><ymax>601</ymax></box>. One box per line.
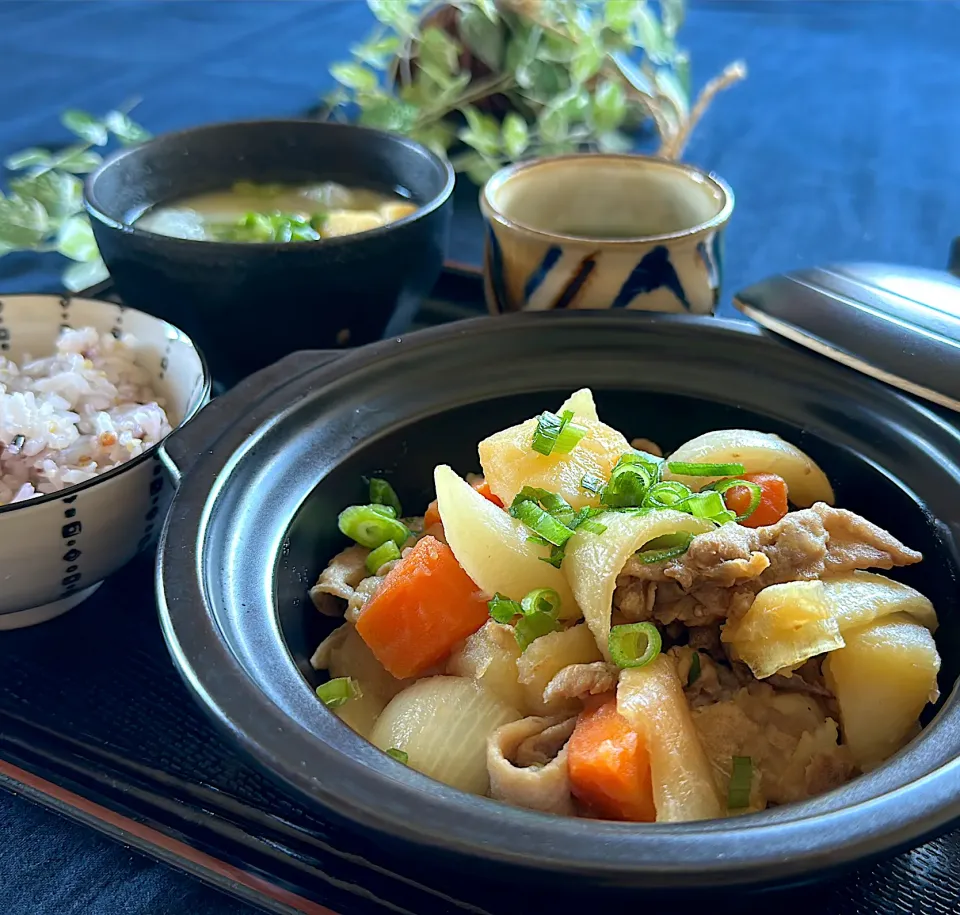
<box><xmin>613</xmin><ymin>454</ymin><xmax>659</xmax><ymax>476</ymax></box>
<box><xmin>488</xmin><ymin>592</ymin><xmax>522</xmax><ymax>623</ymax></box>
<box><xmin>599</xmin><ymin>452</ymin><xmax>663</xmax><ymax>508</ymax></box>
<box><xmin>515</xmin><ymin>611</ymin><xmax>562</xmax><ymax>650</ymax></box>
<box><xmin>369</xmin><ymin>477</ymin><xmax>403</xmax><ymax>516</ymax></box>
<box><xmin>520</xmin><ymin>587</ymin><xmax>561</xmax><ymax>619</ymax></box>
<box><xmin>581</xmin><ymin>473</ymin><xmax>605</xmax><ymax>494</ymax></box>
<box><xmin>688</xmin><ymin>650</ymin><xmax>701</xmax><ymax>685</ymax></box>
<box><xmin>511</xmin><ymin>499</ymin><xmax>574</xmax><ymax>547</ymax></box>
<box><xmin>631</xmin><ymin>449</ymin><xmax>667</xmax><ymax>469</ymax></box>
<box><xmin>680</xmin><ymin>492</ymin><xmax>737</xmax><ymax>525</ymax></box>
<box><xmin>642</xmin><ymin>480</ymin><xmax>692</xmax><ymax>509</ymax></box>
<box><xmin>555</xmin><ymin>416</ymin><xmax>587</xmax><ymax>453</ymax></box>
<box><xmin>601</xmin><ymin>466</ymin><xmax>654</xmax><ymax>508</ymax></box>
<box><xmin>386</xmin><ymin>747</ymin><xmax>409</xmax><ymax>764</ymax></box>
<box><xmin>494</xmin><ymin>588</ymin><xmax>566</xmax><ymax>648</ymax></box>
<box><xmin>369</xmin><ymin>503</ymin><xmax>398</xmax><ymax>519</ymax></box>
<box><xmin>531</xmin><ymin>411</ymin><xmax>564</xmax><ymax>455</ymax></box>
<box><xmin>510</xmin><ymin>488</ymin><xmax>605</xmax><ymax>566</ymax></box>
<box><xmin>513</xmin><ymin>486</ymin><xmax>575</xmax><ymax>524</ymax></box>
<box><xmin>666</xmin><ymin>461</ymin><xmax>746</xmax><ymax>476</ymax></box>
<box><xmin>682</xmin><ymin>490</ymin><xmax>727</xmax><ymax>520</ymax></box>
<box><xmin>209</xmin><ymin>209</ymin><xmax>324</xmax><ymax>243</ymax></box>
<box><xmin>575</xmin><ymin>516</ymin><xmax>607</xmax><ymax>535</ymax></box>
<box><xmin>539</xmin><ymin>545</ymin><xmax>566</xmax><ymax>569</ymax></box>
<box><xmin>608</xmin><ymin>622</ymin><xmax>662</xmax><ymax>669</ymax></box>
<box><xmin>703</xmin><ymin>478</ymin><xmax>763</xmax><ymax>521</ymax></box>
<box><xmin>728</xmin><ymin>756</ymin><xmax>753</xmax><ymax>808</ymax></box>
<box><xmin>568</xmin><ymin>506</ymin><xmax>607</xmax><ymax>533</ymax></box>
<box><xmin>636</xmin><ymin>532</ymin><xmax>694</xmax><ymax>564</ymax></box>
<box><xmin>365</xmin><ymin>540</ymin><xmax>401</xmax><ymax>574</ymax></box>
<box><xmin>531</xmin><ymin>410</ymin><xmax>587</xmax><ymax>456</ymax></box>
<box><xmin>616</xmin><ymin>450</ymin><xmax>665</xmax><ymax>483</ymax></box>
<box><xmin>316</xmin><ymin>677</ymin><xmax>361</xmax><ymax>709</ymax></box>
<box><xmin>338</xmin><ymin>504</ymin><xmax>410</xmax><ymax>549</ymax></box>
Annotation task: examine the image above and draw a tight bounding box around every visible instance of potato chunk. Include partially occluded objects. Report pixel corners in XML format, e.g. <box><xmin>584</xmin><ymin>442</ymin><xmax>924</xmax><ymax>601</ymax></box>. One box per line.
<box><xmin>446</xmin><ymin>620</ymin><xmax>526</xmax><ymax>711</ymax></box>
<box><xmin>823</xmin><ymin>613</ymin><xmax>940</xmax><ymax>770</ymax></box>
<box><xmin>723</xmin><ymin>572</ymin><xmax>938</xmax><ymax>680</ymax></box>
<box><xmin>478</xmin><ymin>402</ymin><xmax>629</xmax><ymax>510</ymax></box>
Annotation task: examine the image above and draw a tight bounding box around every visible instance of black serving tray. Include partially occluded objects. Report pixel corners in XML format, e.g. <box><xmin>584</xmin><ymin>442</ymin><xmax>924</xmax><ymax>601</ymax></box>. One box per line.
<box><xmin>2</xmin><ymin>267</ymin><xmax>960</xmax><ymax>915</ymax></box>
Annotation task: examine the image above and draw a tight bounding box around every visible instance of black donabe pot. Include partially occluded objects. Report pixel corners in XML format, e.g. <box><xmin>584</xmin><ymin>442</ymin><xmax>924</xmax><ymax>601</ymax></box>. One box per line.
<box><xmin>156</xmin><ymin>313</ymin><xmax>960</xmax><ymax>898</ymax></box>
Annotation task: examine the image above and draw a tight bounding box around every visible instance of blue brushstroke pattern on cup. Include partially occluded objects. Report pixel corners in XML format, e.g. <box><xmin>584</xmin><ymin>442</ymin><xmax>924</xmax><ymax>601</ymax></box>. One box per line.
<box><xmin>611</xmin><ymin>246</ymin><xmax>691</xmax><ymax>310</ymax></box>
<box><xmin>485</xmin><ymin>226</ymin><xmax>509</xmax><ymax>313</ymax></box>
<box><xmin>523</xmin><ymin>245</ymin><xmax>563</xmax><ymax>303</ymax></box>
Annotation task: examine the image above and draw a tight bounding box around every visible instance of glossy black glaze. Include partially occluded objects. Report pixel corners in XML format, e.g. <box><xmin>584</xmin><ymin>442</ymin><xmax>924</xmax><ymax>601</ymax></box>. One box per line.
<box><xmin>157</xmin><ymin>312</ymin><xmax>960</xmax><ymax>891</ymax></box>
<box><xmin>735</xmin><ymin>263</ymin><xmax>960</xmax><ymax>413</ymax></box>
<box><xmin>84</xmin><ymin>120</ymin><xmax>454</xmax><ymax>386</ymax></box>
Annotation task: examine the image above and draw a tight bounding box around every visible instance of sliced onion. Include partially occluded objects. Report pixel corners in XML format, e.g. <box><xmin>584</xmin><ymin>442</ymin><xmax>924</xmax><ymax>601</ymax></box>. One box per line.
<box><xmin>370</xmin><ymin>676</ymin><xmax>520</xmax><ymax>795</ymax></box>
<box><xmin>435</xmin><ymin>465</ymin><xmax>579</xmax><ymax>618</ymax></box>
<box><xmin>663</xmin><ymin>429</ymin><xmax>834</xmax><ymax>507</ymax></box>
<box><xmin>563</xmin><ymin>509</ymin><xmax>714</xmax><ymax>659</ymax></box>
<box><xmin>617</xmin><ymin>656</ymin><xmax>723</xmax><ymax>822</ymax></box>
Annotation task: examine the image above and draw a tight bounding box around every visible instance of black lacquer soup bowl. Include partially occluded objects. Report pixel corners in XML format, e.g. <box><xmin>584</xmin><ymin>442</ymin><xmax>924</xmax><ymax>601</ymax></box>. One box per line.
<box><xmin>85</xmin><ymin>119</ymin><xmax>454</xmax><ymax>386</ymax></box>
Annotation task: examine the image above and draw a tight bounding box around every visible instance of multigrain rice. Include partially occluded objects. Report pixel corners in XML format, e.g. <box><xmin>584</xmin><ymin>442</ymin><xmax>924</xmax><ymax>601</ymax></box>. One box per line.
<box><xmin>0</xmin><ymin>327</ymin><xmax>171</xmax><ymax>506</ymax></box>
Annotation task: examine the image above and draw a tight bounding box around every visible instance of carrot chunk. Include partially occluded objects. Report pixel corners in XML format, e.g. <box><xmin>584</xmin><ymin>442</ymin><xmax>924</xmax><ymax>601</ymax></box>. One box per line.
<box><xmin>424</xmin><ymin>499</ymin><xmax>442</xmax><ymax>530</ymax></box>
<box><xmin>723</xmin><ymin>472</ymin><xmax>789</xmax><ymax>528</ymax></box>
<box><xmin>471</xmin><ymin>479</ymin><xmax>504</xmax><ymax>507</ymax></box>
<box><xmin>566</xmin><ymin>696</ymin><xmax>656</xmax><ymax>822</ymax></box>
<box><xmin>355</xmin><ymin>536</ymin><xmax>489</xmax><ymax>678</ymax></box>
<box><xmin>424</xmin><ymin>479</ymin><xmax>501</xmax><ymax>533</ymax></box>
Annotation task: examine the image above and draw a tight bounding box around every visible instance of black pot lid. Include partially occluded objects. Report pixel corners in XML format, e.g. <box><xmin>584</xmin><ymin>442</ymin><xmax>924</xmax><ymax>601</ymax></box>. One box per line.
<box><xmin>733</xmin><ymin>261</ymin><xmax>960</xmax><ymax>413</ymax></box>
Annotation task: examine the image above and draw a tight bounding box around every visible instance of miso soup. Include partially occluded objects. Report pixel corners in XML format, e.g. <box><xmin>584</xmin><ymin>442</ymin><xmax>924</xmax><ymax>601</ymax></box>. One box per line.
<box><xmin>136</xmin><ymin>181</ymin><xmax>417</xmax><ymax>243</ymax></box>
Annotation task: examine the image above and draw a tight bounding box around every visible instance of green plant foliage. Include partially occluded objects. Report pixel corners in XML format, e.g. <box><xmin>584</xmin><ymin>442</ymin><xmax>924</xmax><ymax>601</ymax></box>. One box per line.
<box><xmin>0</xmin><ymin>104</ymin><xmax>151</xmax><ymax>290</ymax></box>
<box><xmin>325</xmin><ymin>0</ymin><xmax>745</xmax><ymax>183</ymax></box>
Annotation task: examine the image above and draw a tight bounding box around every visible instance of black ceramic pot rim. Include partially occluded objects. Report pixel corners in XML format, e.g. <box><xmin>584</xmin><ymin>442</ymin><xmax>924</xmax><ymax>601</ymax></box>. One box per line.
<box><xmin>83</xmin><ymin>119</ymin><xmax>455</xmax><ymax>251</ymax></box>
<box><xmin>157</xmin><ymin>312</ymin><xmax>960</xmax><ymax>887</ymax></box>
<box><xmin>0</xmin><ymin>294</ymin><xmax>211</xmax><ymax>517</ymax></box>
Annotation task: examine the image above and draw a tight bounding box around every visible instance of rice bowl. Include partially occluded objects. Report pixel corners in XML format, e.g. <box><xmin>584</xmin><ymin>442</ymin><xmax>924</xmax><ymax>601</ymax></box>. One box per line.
<box><xmin>0</xmin><ymin>294</ymin><xmax>208</xmax><ymax>628</ymax></box>
<box><xmin>1</xmin><ymin>327</ymin><xmax>172</xmax><ymax>505</ymax></box>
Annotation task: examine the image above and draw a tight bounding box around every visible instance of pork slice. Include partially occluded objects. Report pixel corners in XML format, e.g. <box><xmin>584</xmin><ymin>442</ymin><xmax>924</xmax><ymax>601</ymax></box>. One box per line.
<box><xmin>614</xmin><ymin>503</ymin><xmax>921</xmax><ymax>628</ymax></box>
<box><xmin>815</xmin><ymin>503</ymin><xmax>922</xmax><ymax>573</ymax></box>
<box><xmin>515</xmin><ymin>717</ymin><xmax>579</xmax><ymax>767</ymax></box>
<box><xmin>487</xmin><ymin>716</ymin><xmax>576</xmax><ymax>815</ymax></box>
<box><xmin>542</xmin><ymin>662</ymin><xmax>620</xmax><ymax>706</ymax></box>
<box><xmin>669</xmin><ymin>645</ymin><xmax>743</xmax><ymax>708</ymax></box>
<box><xmin>309</xmin><ymin>545</ymin><xmax>369</xmax><ymax>614</ymax></box>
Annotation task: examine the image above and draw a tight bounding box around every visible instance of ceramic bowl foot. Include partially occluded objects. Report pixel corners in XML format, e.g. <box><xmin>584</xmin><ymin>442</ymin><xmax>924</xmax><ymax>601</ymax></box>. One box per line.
<box><xmin>0</xmin><ymin>583</ymin><xmax>104</xmax><ymax>631</ymax></box>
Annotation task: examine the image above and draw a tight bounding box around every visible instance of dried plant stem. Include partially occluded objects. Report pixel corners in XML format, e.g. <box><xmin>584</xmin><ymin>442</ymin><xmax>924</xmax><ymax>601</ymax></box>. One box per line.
<box><xmin>659</xmin><ymin>60</ymin><xmax>748</xmax><ymax>160</ymax></box>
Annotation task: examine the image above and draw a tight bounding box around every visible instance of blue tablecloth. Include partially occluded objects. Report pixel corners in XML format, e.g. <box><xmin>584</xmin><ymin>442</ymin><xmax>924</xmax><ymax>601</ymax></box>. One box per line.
<box><xmin>1</xmin><ymin>2</ymin><xmax>959</xmax><ymax>913</ymax></box>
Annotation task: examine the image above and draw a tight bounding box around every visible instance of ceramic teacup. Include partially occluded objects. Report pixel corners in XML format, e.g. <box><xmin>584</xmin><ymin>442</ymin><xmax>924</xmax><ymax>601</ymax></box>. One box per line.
<box><xmin>479</xmin><ymin>154</ymin><xmax>733</xmax><ymax>314</ymax></box>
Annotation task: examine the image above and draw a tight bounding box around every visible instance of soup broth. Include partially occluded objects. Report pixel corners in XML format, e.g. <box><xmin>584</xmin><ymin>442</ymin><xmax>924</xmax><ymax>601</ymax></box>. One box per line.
<box><xmin>136</xmin><ymin>181</ymin><xmax>417</xmax><ymax>243</ymax></box>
